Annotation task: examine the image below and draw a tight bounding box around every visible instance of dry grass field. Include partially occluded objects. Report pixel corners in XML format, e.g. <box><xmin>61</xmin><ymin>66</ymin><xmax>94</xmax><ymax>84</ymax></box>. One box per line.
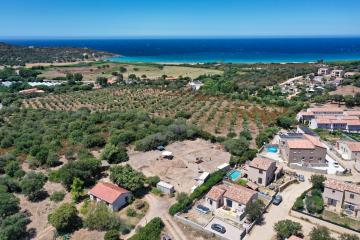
<box><xmin>329</xmin><ymin>85</ymin><xmax>360</xmax><ymax>96</ymax></box>
<box><xmin>21</xmin><ymin>88</ymin><xmax>284</xmax><ymax>143</ymax></box>
<box><xmin>39</xmin><ymin>62</ymin><xmax>222</xmax><ymax>81</ymax></box>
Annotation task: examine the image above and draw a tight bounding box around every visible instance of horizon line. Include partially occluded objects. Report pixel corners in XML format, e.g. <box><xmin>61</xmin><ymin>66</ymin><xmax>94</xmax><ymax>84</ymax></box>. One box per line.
<box><xmin>2</xmin><ymin>34</ymin><xmax>360</xmax><ymax>40</ymax></box>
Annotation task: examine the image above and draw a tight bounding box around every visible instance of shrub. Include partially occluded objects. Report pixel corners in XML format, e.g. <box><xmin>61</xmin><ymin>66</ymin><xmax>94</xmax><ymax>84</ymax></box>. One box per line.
<box><xmin>83</xmin><ymin>134</ymin><xmax>106</xmax><ymax>148</ymax></box>
<box><xmin>101</xmin><ymin>144</ymin><xmax>129</xmax><ymax>164</ymax></box>
<box><xmin>127</xmin><ymin>208</ymin><xmax>137</xmax><ymax>217</ymax></box>
<box><xmin>50</xmin><ymin>191</ymin><xmax>65</xmax><ymax>202</ymax></box>
<box><xmin>293</xmin><ymin>196</ymin><xmax>305</xmax><ymax>210</ymax></box>
<box><xmin>147</xmin><ymin>176</ymin><xmax>160</xmax><ymax>187</ymax></box>
<box><xmin>48</xmin><ymin>203</ymin><xmax>81</xmax><ymax>233</ymax></box>
<box><xmin>274</xmin><ymin>219</ymin><xmax>302</xmax><ymax>240</ymax></box>
<box><xmin>20</xmin><ymin>172</ymin><xmax>47</xmax><ymax>201</ymax></box>
<box><xmin>110</xmin><ymin>165</ymin><xmax>146</xmax><ymax>192</ymax></box>
<box><xmin>245</xmin><ymin>199</ymin><xmax>265</xmax><ymax>222</ymax></box>
<box><xmin>310</xmin><ymin>175</ymin><xmax>326</xmax><ymax>190</ymax></box>
<box><xmin>129</xmin><ymin>217</ymin><xmax>164</xmax><ymax>240</ymax></box>
<box><xmin>0</xmin><ymin>191</ymin><xmax>20</xmax><ymax>218</ymax></box>
<box><xmin>0</xmin><ymin>213</ymin><xmax>30</xmax><ymax>240</ymax></box>
<box><xmin>84</xmin><ymin>203</ymin><xmax>121</xmax><ymax>231</ymax></box>
<box><xmin>309</xmin><ymin>226</ymin><xmax>335</xmax><ymax>240</ymax></box>
<box><xmin>104</xmin><ymin>230</ymin><xmax>120</xmax><ymax>240</ymax></box>
<box><xmin>305</xmin><ymin>195</ymin><xmax>324</xmax><ymax>214</ymax></box>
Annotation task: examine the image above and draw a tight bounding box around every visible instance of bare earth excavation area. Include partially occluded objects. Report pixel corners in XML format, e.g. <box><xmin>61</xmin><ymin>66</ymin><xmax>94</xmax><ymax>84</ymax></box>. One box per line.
<box><xmin>128</xmin><ymin>139</ymin><xmax>230</xmax><ymax>193</ymax></box>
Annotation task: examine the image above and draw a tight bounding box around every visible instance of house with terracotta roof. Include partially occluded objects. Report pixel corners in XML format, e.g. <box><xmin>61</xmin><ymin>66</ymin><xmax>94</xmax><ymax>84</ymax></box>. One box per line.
<box><xmin>323</xmin><ymin>178</ymin><xmax>360</xmax><ymax>218</ymax></box>
<box><xmin>310</xmin><ymin>115</ymin><xmax>360</xmax><ymax>133</ymax></box>
<box><xmin>205</xmin><ymin>182</ymin><xmax>257</xmax><ymax>219</ymax></box>
<box><xmin>336</xmin><ymin>140</ymin><xmax>360</xmax><ymax>161</ymax></box>
<box><xmin>246</xmin><ymin>157</ymin><xmax>277</xmax><ymax>186</ymax></box>
<box><xmin>19</xmin><ymin>88</ymin><xmax>45</xmax><ymax>94</ymax></box>
<box><xmin>279</xmin><ymin>134</ymin><xmax>327</xmax><ymax>167</ymax></box>
<box><xmin>88</xmin><ymin>182</ymin><xmax>132</xmax><ymax>211</ymax></box>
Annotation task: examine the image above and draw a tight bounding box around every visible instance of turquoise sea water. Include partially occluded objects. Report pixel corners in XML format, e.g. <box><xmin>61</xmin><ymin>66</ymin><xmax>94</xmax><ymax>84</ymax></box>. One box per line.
<box><xmin>3</xmin><ymin>38</ymin><xmax>360</xmax><ymax>63</ymax></box>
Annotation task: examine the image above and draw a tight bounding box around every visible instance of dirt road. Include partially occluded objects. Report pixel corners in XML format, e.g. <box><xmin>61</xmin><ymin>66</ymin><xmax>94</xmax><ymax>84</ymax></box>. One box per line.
<box><xmin>125</xmin><ymin>194</ymin><xmax>189</xmax><ymax>240</ymax></box>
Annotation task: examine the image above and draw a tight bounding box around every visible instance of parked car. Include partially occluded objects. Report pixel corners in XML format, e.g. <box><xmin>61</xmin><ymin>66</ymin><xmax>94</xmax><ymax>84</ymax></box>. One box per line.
<box><xmin>273</xmin><ymin>194</ymin><xmax>283</xmax><ymax>205</ymax></box>
<box><xmin>162</xmin><ymin>234</ymin><xmax>172</xmax><ymax>240</ymax></box>
<box><xmin>196</xmin><ymin>204</ymin><xmax>210</xmax><ymax>214</ymax></box>
<box><xmin>211</xmin><ymin>223</ymin><xmax>226</xmax><ymax>234</ymax></box>
<box><xmin>298</xmin><ymin>174</ymin><xmax>305</xmax><ymax>182</ymax></box>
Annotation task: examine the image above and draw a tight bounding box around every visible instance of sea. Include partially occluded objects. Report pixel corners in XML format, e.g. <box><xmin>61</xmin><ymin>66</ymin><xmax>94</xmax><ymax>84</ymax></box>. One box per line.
<box><xmin>3</xmin><ymin>37</ymin><xmax>360</xmax><ymax>63</ymax></box>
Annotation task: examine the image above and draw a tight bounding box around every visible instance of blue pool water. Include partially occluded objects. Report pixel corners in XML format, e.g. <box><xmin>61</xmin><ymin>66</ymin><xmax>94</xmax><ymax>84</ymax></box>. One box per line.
<box><xmin>228</xmin><ymin>170</ymin><xmax>241</xmax><ymax>181</ymax></box>
<box><xmin>266</xmin><ymin>146</ymin><xmax>278</xmax><ymax>153</ymax></box>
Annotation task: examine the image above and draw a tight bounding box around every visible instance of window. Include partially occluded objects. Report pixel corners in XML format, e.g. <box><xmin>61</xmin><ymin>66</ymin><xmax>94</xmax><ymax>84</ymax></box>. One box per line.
<box><xmin>344</xmin><ymin>203</ymin><xmax>355</xmax><ymax>211</ymax></box>
<box><xmin>350</xmin><ymin>194</ymin><xmax>355</xmax><ymax>199</ymax></box>
<box><xmin>209</xmin><ymin>199</ymin><xmax>213</xmax><ymax>205</ymax></box>
<box><xmin>328</xmin><ymin>198</ymin><xmax>337</xmax><ymax>206</ymax></box>
<box><xmin>258</xmin><ymin>178</ymin><xmax>263</xmax><ymax>184</ymax></box>
<box><xmin>226</xmin><ymin>199</ymin><xmax>232</xmax><ymax>208</ymax></box>
<box><xmin>259</xmin><ymin>169</ymin><xmax>263</xmax><ymax>174</ymax></box>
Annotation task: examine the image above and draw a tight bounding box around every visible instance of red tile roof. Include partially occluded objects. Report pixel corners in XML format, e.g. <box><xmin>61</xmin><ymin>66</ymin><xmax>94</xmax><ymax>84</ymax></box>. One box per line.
<box><xmin>342</xmin><ymin>141</ymin><xmax>360</xmax><ymax>152</ymax></box>
<box><xmin>287</xmin><ymin>139</ymin><xmax>315</xmax><ymax>149</ymax></box>
<box><xmin>324</xmin><ymin>178</ymin><xmax>360</xmax><ymax>195</ymax></box>
<box><xmin>249</xmin><ymin>157</ymin><xmax>275</xmax><ymax>171</ymax></box>
<box><xmin>206</xmin><ymin>185</ymin><xmax>226</xmax><ymax>201</ymax></box>
<box><xmin>89</xmin><ymin>182</ymin><xmax>130</xmax><ymax>204</ymax></box>
<box><xmin>207</xmin><ymin>183</ymin><xmax>257</xmax><ymax>205</ymax></box>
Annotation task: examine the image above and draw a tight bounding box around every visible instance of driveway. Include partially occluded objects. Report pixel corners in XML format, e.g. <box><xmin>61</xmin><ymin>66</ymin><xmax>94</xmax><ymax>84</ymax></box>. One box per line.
<box><xmin>125</xmin><ymin>194</ymin><xmax>188</xmax><ymax>240</ymax></box>
<box><xmin>204</xmin><ymin>217</ymin><xmax>245</xmax><ymax>240</ymax></box>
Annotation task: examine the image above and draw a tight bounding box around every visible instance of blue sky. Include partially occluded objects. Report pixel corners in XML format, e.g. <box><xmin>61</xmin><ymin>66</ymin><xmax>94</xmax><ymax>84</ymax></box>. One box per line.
<box><xmin>1</xmin><ymin>0</ymin><xmax>360</xmax><ymax>38</ymax></box>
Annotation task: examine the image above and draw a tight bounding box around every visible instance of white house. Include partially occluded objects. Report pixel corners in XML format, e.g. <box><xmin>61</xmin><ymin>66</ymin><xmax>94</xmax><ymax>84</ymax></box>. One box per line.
<box><xmin>88</xmin><ymin>182</ymin><xmax>131</xmax><ymax>211</ymax></box>
<box><xmin>189</xmin><ymin>80</ymin><xmax>204</xmax><ymax>91</ymax></box>
<box><xmin>336</xmin><ymin>140</ymin><xmax>360</xmax><ymax>161</ymax></box>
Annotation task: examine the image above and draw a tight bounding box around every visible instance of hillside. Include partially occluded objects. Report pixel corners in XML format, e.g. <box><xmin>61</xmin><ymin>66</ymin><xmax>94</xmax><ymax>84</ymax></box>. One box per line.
<box><xmin>0</xmin><ymin>42</ymin><xmax>114</xmax><ymax>66</ymax></box>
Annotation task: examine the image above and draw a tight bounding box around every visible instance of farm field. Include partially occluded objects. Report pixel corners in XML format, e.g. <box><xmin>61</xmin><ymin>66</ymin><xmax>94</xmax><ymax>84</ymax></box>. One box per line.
<box><xmin>39</xmin><ymin>62</ymin><xmax>222</xmax><ymax>81</ymax></box>
<box><xmin>21</xmin><ymin>87</ymin><xmax>284</xmax><ymax>143</ymax></box>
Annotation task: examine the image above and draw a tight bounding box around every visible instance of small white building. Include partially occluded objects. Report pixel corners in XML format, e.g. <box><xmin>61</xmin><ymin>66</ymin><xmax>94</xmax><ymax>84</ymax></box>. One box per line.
<box><xmin>217</xmin><ymin>163</ymin><xmax>230</xmax><ymax>171</ymax></box>
<box><xmin>189</xmin><ymin>80</ymin><xmax>204</xmax><ymax>91</ymax></box>
<box><xmin>88</xmin><ymin>182</ymin><xmax>131</xmax><ymax>211</ymax></box>
<box><xmin>157</xmin><ymin>181</ymin><xmax>175</xmax><ymax>194</ymax></box>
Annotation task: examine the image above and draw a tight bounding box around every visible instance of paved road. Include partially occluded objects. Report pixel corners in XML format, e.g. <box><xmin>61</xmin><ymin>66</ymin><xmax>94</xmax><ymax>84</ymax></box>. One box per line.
<box><xmin>125</xmin><ymin>194</ymin><xmax>188</xmax><ymax>240</ymax></box>
<box><xmin>205</xmin><ymin>217</ymin><xmax>243</xmax><ymax>240</ymax></box>
<box><xmin>244</xmin><ymin>178</ymin><xmax>342</xmax><ymax>240</ymax></box>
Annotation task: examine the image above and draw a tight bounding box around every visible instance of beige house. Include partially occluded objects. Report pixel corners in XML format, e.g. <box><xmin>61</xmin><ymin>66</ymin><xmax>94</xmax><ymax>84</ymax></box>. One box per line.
<box><xmin>336</xmin><ymin>140</ymin><xmax>360</xmax><ymax>161</ymax></box>
<box><xmin>247</xmin><ymin>157</ymin><xmax>277</xmax><ymax>186</ymax></box>
<box><xmin>205</xmin><ymin>182</ymin><xmax>257</xmax><ymax>219</ymax></box>
<box><xmin>317</xmin><ymin>67</ymin><xmax>331</xmax><ymax>75</ymax></box>
<box><xmin>323</xmin><ymin>179</ymin><xmax>360</xmax><ymax>218</ymax></box>
<box><xmin>279</xmin><ymin>134</ymin><xmax>327</xmax><ymax>166</ymax></box>
<box><xmin>331</xmin><ymin>69</ymin><xmax>344</xmax><ymax>78</ymax></box>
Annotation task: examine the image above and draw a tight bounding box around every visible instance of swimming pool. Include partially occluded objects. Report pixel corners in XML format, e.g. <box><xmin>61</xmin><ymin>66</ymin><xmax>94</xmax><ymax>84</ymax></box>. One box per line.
<box><xmin>228</xmin><ymin>169</ymin><xmax>241</xmax><ymax>181</ymax></box>
<box><xmin>266</xmin><ymin>146</ymin><xmax>278</xmax><ymax>153</ymax></box>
